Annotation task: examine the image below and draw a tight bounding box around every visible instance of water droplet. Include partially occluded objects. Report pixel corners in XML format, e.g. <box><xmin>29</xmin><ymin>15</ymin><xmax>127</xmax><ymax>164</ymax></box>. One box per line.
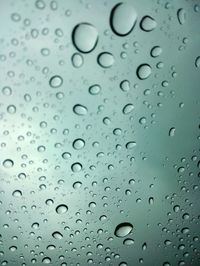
<box><xmin>12</xmin><ymin>190</ymin><xmax>22</xmax><ymax>197</ymax></box>
<box><xmin>52</xmin><ymin>231</ymin><xmax>63</xmax><ymax>239</ymax></box>
<box><xmin>136</xmin><ymin>64</ymin><xmax>152</xmax><ymax>80</ymax></box>
<box><xmin>142</xmin><ymin>242</ymin><xmax>147</xmax><ymax>250</ymax></box>
<box><xmin>56</xmin><ymin>204</ymin><xmax>68</xmax><ymax>214</ymax></box>
<box><xmin>140</xmin><ymin>16</ymin><xmax>157</xmax><ymax>31</ymax></box>
<box><xmin>114</xmin><ymin>222</ymin><xmax>133</xmax><ymax>237</ymax></box>
<box><xmin>49</xmin><ymin>75</ymin><xmax>63</xmax><ymax>88</ymax></box>
<box><xmin>73</xmin><ymin>181</ymin><xmax>82</xmax><ymax>189</ymax></box>
<box><xmin>169</xmin><ymin>127</ymin><xmax>175</xmax><ymax>137</ymax></box>
<box><xmin>7</xmin><ymin>105</ymin><xmax>16</xmax><ymax>114</ymax></box>
<box><xmin>72</xmin><ymin>23</ymin><xmax>98</xmax><ymax>53</ymax></box>
<box><xmin>32</xmin><ymin>222</ymin><xmax>39</xmax><ymax>229</ymax></box>
<box><xmin>73</xmin><ymin>138</ymin><xmax>85</xmax><ymax>150</ymax></box>
<box><xmin>126</xmin><ymin>141</ymin><xmax>136</xmax><ymax>149</ymax></box>
<box><xmin>2</xmin><ymin>86</ymin><xmax>12</xmax><ymax>96</ymax></box>
<box><xmin>3</xmin><ymin>159</ymin><xmax>14</xmax><ymax>168</ymax></box>
<box><xmin>73</xmin><ymin>104</ymin><xmax>88</xmax><ymax>115</ymax></box>
<box><xmin>177</xmin><ymin>8</ymin><xmax>186</xmax><ymax>25</ymax></box>
<box><xmin>120</xmin><ymin>80</ymin><xmax>130</xmax><ymax>92</ymax></box>
<box><xmin>122</xmin><ymin>103</ymin><xmax>134</xmax><ymax>114</ymax></box>
<box><xmin>89</xmin><ymin>84</ymin><xmax>101</xmax><ymax>95</ymax></box>
<box><xmin>71</xmin><ymin>162</ymin><xmax>82</xmax><ymax>172</ymax></box>
<box><xmin>123</xmin><ymin>238</ymin><xmax>134</xmax><ymax>245</ymax></box>
<box><xmin>195</xmin><ymin>56</ymin><xmax>200</xmax><ymax>68</ymax></box>
<box><xmin>110</xmin><ymin>2</ymin><xmax>137</xmax><ymax>36</ymax></box>
<box><xmin>150</xmin><ymin>46</ymin><xmax>162</xmax><ymax>57</ymax></box>
<box><xmin>42</xmin><ymin>257</ymin><xmax>51</xmax><ymax>264</ymax></box>
<box><xmin>71</xmin><ymin>53</ymin><xmax>84</xmax><ymax>68</ymax></box>
<box><xmin>148</xmin><ymin>197</ymin><xmax>154</xmax><ymax>205</ymax></box>
<box><xmin>97</xmin><ymin>52</ymin><xmax>115</xmax><ymax>68</ymax></box>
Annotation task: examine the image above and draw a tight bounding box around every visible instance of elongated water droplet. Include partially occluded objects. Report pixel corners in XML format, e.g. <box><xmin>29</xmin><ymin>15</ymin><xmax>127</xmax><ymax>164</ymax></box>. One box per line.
<box><xmin>114</xmin><ymin>222</ymin><xmax>133</xmax><ymax>237</ymax></box>
<box><xmin>110</xmin><ymin>2</ymin><xmax>137</xmax><ymax>36</ymax></box>
<box><xmin>177</xmin><ymin>8</ymin><xmax>186</xmax><ymax>25</ymax></box>
<box><xmin>72</xmin><ymin>23</ymin><xmax>98</xmax><ymax>53</ymax></box>
<box><xmin>73</xmin><ymin>104</ymin><xmax>88</xmax><ymax>115</ymax></box>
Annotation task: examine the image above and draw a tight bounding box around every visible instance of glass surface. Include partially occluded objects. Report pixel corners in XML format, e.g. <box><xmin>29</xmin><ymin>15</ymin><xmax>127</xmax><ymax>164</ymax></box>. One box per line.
<box><xmin>0</xmin><ymin>0</ymin><xmax>200</xmax><ymax>265</ymax></box>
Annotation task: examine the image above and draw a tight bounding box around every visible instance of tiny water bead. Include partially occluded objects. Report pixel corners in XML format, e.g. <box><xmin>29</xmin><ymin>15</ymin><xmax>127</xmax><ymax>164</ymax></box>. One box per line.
<box><xmin>114</xmin><ymin>222</ymin><xmax>133</xmax><ymax>237</ymax></box>
<box><xmin>110</xmin><ymin>2</ymin><xmax>137</xmax><ymax>36</ymax></box>
<box><xmin>49</xmin><ymin>75</ymin><xmax>63</xmax><ymax>88</ymax></box>
<box><xmin>136</xmin><ymin>64</ymin><xmax>152</xmax><ymax>80</ymax></box>
<box><xmin>140</xmin><ymin>16</ymin><xmax>157</xmax><ymax>32</ymax></box>
<box><xmin>56</xmin><ymin>204</ymin><xmax>68</xmax><ymax>214</ymax></box>
<box><xmin>97</xmin><ymin>52</ymin><xmax>115</xmax><ymax>68</ymax></box>
<box><xmin>73</xmin><ymin>181</ymin><xmax>82</xmax><ymax>189</ymax></box>
<box><xmin>72</xmin><ymin>23</ymin><xmax>98</xmax><ymax>53</ymax></box>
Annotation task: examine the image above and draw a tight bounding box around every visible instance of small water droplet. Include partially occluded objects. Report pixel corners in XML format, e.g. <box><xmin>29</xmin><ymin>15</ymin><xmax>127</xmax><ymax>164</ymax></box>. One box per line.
<box><xmin>56</xmin><ymin>204</ymin><xmax>68</xmax><ymax>214</ymax></box>
<box><xmin>49</xmin><ymin>75</ymin><xmax>63</xmax><ymax>88</ymax></box>
<box><xmin>136</xmin><ymin>64</ymin><xmax>152</xmax><ymax>80</ymax></box>
<box><xmin>89</xmin><ymin>84</ymin><xmax>101</xmax><ymax>95</ymax></box>
<box><xmin>114</xmin><ymin>222</ymin><xmax>133</xmax><ymax>237</ymax></box>
<box><xmin>73</xmin><ymin>181</ymin><xmax>82</xmax><ymax>189</ymax></box>
<box><xmin>73</xmin><ymin>138</ymin><xmax>85</xmax><ymax>150</ymax></box>
<box><xmin>73</xmin><ymin>104</ymin><xmax>88</xmax><ymax>115</ymax></box>
<box><xmin>140</xmin><ymin>16</ymin><xmax>157</xmax><ymax>32</ymax></box>
<box><xmin>97</xmin><ymin>52</ymin><xmax>115</xmax><ymax>68</ymax></box>
<box><xmin>71</xmin><ymin>53</ymin><xmax>84</xmax><ymax>68</ymax></box>
<box><xmin>177</xmin><ymin>8</ymin><xmax>186</xmax><ymax>25</ymax></box>
<box><xmin>169</xmin><ymin>127</ymin><xmax>175</xmax><ymax>137</ymax></box>
<box><xmin>122</xmin><ymin>103</ymin><xmax>134</xmax><ymax>114</ymax></box>
<box><xmin>195</xmin><ymin>56</ymin><xmax>200</xmax><ymax>68</ymax></box>
<box><xmin>71</xmin><ymin>162</ymin><xmax>82</xmax><ymax>172</ymax></box>
<box><xmin>52</xmin><ymin>231</ymin><xmax>63</xmax><ymax>239</ymax></box>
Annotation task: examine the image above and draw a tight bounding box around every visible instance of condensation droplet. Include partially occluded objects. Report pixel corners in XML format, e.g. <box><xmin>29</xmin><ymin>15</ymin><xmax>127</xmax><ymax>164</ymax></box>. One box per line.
<box><xmin>56</xmin><ymin>204</ymin><xmax>68</xmax><ymax>214</ymax></box>
<box><xmin>177</xmin><ymin>8</ymin><xmax>186</xmax><ymax>25</ymax></box>
<box><xmin>140</xmin><ymin>16</ymin><xmax>157</xmax><ymax>32</ymax></box>
<box><xmin>97</xmin><ymin>52</ymin><xmax>115</xmax><ymax>68</ymax></box>
<box><xmin>169</xmin><ymin>127</ymin><xmax>175</xmax><ymax>137</ymax></box>
<box><xmin>12</xmin><ymin>190</ymin><xmax>22</xmax><ymax>197</ymax></box>
<box><xmin>195</xmin><ymin>56</ymin><xmax>200</xmax><ymax>68</ymax></box>
<box><xmin>3</xmin><ymin>159</ymin><xmax>14</xmax><ymax>168</ymax></box>
<box><xmin>114</xmin><ymin>222</ymin><xmax>133</xmax><ymax>237</ymax></box>
<box><xmin>73</xmin><ymin>138</ymin><xmax>85</xmax><ymax>150</ymax></box>
<box><xmin>71</xmin><ymin>162</ymin><xmax>82</xmax><ymax>172</ymax></box>
<box><xmin>122</xmin><ymin>103</ymin><xmax>134</xmax><ymax>114</ymax></box>
<box><xmin>52</xmin><ymin>231</ymin><xmax>63</xmax><ymax>239</ymax></box>
<box><xmin>72</xmin><ymin>23</ymin><xmax>98</xmax><ymax>53</ymax></box>
<box><xmin>71</xmin><ymin>53</ymin><xmax>84</xmax><ymax>68</ymax></box>
<box><xmin>89</xmin><ymin>84</ymin><xmax>101</xmax><ymax>95</ymax></box>
<box><xmin>136</xmin><ymin>64</ymin><xmax>152</xmax><ymax>80</ymax></box>
<box><xmin>110</xmin><ymin>2</ymin><xmax>137</xmax><ymax>36</ymax></box>
<box><xmin>73</xmin><ymin>104</ymin><xmax>88</xmax><ymax>115</ymax></box>
<box><xmin>49</xmin><ymin>75</ymin><xmax>63</xmax><ymax>88</ymax></box>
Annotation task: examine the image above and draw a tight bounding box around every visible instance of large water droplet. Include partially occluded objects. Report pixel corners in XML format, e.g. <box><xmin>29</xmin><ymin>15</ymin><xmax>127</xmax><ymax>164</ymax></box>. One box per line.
<box><xmin>56</xmin><ymin>204</ymin><xmax>68</xmax><ymax>214</ymax></box>
<box><xmin>42</xmin><ymin>257</ymin><xmax>51</xmax><ymax>264</ymax></box>
<box><xmin>12</xmin><ymin>190</ymin><xmax>22</xmax><ymax>197</ymax></box>
<box><xmin>72</xmin><ymin>23</ymin><xmax>98</xmax><ymax>53</ymax></box>
<box><xmin>71</xmin><ymin>162</ymin><xmax>82</xmax><ymax>172</ymax></box>
<box><xmin>140</xmin><ymin>16</ymin><xmax>157</xmax><ymax>32</ymax></box>
<box><xmin>110</xmin><ymin>2</ymin><xmax>137</xmax><ymax>36</ymax></box>
<box><xmin>136</xmin><ymin>64</ymin><xmax>152</xmax><ymax>80</ymax></box>
<box><xmin>114</xmin><ymin>222</ymin><xmax>133</xmax><ymax>237</ymax></box>
<box><xmin>97</xmin><ymin>52</ymin><xmax>115</xmax><ymax>68</ymax></box>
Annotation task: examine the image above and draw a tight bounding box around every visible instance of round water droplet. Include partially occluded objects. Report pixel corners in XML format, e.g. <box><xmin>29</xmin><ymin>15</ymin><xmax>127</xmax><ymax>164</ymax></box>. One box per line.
<box><xmin>73</xmin><ymin>181</ymin><xmax>82</xmax><ymax>189</ymax></box>
<box><xmin>110</xmin><ymin>2</ymin><xmax>137</xmax><ymax>36</ymax></box>
<box><xmin>72</xmin><ymin>23</ymin><xmax>98</xmax><ymax>53</ymax></box>
<box><xmin>177</xmin><ymin>8</ymin><xmax>186</xmax><ymax>25</ymax></box>
<box><xmin>97</xmin><ymin>52</ymin><xmax>114</xmax><ymax>68</ymax></box>
<box><xmin>71</xmin><ymin>162</ymin><xmax>82</xmax><ymax>172</ymax></box>
<box><xmin>73</xmin><ymin>104</ymin><xmax>88</xmax><ymax>115</ymax></box>
<box><xmin>7</xmin><ymin>105</ymin><xmax>16</xmax><ymax>114</ymax></box>
<box><xmin>136</xmin><ymin>64</ymin><xmax>152</xmax><ymax>80</ymax></box>
<box><xmin>195</xmin><ymin>56</ymin><xmax>200</xmax><ymax>68</ymax></box>
<box><xmin>150</xmin><ymin>46</ymin><xmax>162</xmax><ymax>57</ymax></box>
<box><xmin>122</xmin><ymin>103</ymin><xmax>134</xmax><ymax>114</ymax></box>
<box><xmin>89</xmin><ymin>84</ymin><xmax>101</xmax><ymax>95</ymax></box>
<box><xmin>3</xmin><ymin>159</ymin><xmax>14</xmax><ymax>168</ymax></box>
<box><xmin>114</xmin><ymin>222</ymin><xmax>133</xmax><ymax>237</ymax></box>
<box><xmin>120</xmin><ymin>80</ymin><xmax>130</xmax><ymax>92</ymax></box>
<box><xmin>12</xmin><ymin>190</ymin><xmax>22</xmax><ymax>197</ymax></box>
<box><xmin>52</xmin><ymin>231</ymin><xmax>63</xmax><ymax>239</ymax></box>
<box><xmin>42</xmin><ymin>257</ymin><xmax>51</xmax><ymax>264</ymax></box>
<box><xmin>32</xmin><ymin>222</ymin><xmax>39</xmax><ymax>229</ymax></box>
<box><xmin>71</xmin><ymin>53</ymin><xmax>84</xmax><ymax>68</ymax></box>
<box><xmin>56</xmin><ymin>204</ymin><xmax>68</xmax><ymax>214</ymax></box>
<box><xmin>73</xmin><ymin>138</ymin><xmax>85</xmax><ymax>150</ymax></box>
<box><xmin>2</xmin><ymin>86</ymin><xmax>12</xmax><ymax>96</ymax></box>
<box><xmin>49</xmin><ymin>75</ymin><xmax>63</xmax><ymax>88</ymax></box>
<box><xmin>140</xmin><ymin>16</ymin><xmax>157</xmax><ymax>32</ymax></box>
